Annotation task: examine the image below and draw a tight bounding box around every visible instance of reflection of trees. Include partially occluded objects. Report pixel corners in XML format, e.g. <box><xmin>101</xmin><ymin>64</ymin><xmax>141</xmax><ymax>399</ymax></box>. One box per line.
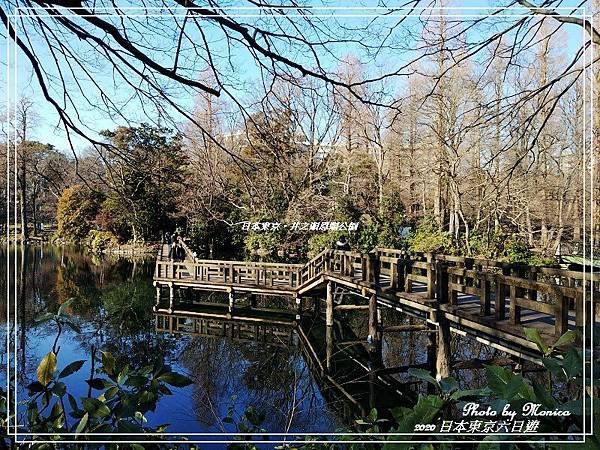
<box><xmin>180</xmin><ymin>334</ymin><xmax>329</xmax><ymax>432</ymax></box>
<box><xmin>73</xmin><ymin>277</ymin><xmax>177</xmax><ymax>371</ymax></box>
<box><xmin>180</xmin><ymin>337</ymin><xmax>241</xmax><ymax>428</ymax></box>
<box><xmin>8</xmin><ymin>244</ymin><xmax>173</xmax><ymax>386</ymax></box>
<box><xmin>103</xmin><ymin>279</ymin><xmax>154</xmax><ymax>333</ymax></box>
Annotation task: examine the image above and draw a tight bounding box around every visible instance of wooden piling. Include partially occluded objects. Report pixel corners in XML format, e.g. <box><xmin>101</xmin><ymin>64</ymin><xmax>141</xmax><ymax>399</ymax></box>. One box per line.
<box><xmin>368</xmin><ymin>293</ymin><xmax>378</xmax><ymax>342</ymax></box>
<box><xmin>168</xmin><ymin>283</ymin><xmax>174</xmax><ymax>313</ymax></box>
<box><xmin>325</xmin><ymin>323</ymin><xmax>334</xmax><ymax>373</ymax></box>
<box><xmin>154</xmin><ymin>284</ymin><xmax>160</xmax><ymax>312</ymax></box>
<box><xmin>435</xmin><ymin>262</ymin><xmax>451</xmax><ymax>378</ymax></box>
<box><xmin>228</xmin><ymin>288</ymin><xmax>235</xmax><ymax>316</ymax></box>
<box><xmin>249</xmin><ymin>293</ymin><xmax>257</xmax><ymax>308</ymax></box>
<box><xmin>326</xmin><ymin>281</ymin><xmax>334</xmax><ymax>326</ymax></box>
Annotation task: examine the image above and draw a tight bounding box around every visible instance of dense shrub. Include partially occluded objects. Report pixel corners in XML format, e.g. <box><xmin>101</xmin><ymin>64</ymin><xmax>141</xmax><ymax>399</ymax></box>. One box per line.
<box><xmin>245</xmin><ymin>232</ymin><xmax>280</xmax><ymax>255</ymax></box>
<box><xmin>84</xmin><ymin>230</ymin><xmax>118</xmax><ymax>254</ymax></box>
<box><xmin>501</xmin><ymin>237</ymin><xmax>556</xmax><ymax>266</ymax></box>
<box><xmin>307</xmin><ymin>231</ymin><xmax>343</xmax><ymax>257</ymax></box>
<box><xmin>56</xmin><ymin>185</ymin><xmax>103</xmax><ymax>243</ymax></box>
<box><xmin>407</xmin><ymin>215</ymin><xmax>452</xmax><ymax>253</ymax></box>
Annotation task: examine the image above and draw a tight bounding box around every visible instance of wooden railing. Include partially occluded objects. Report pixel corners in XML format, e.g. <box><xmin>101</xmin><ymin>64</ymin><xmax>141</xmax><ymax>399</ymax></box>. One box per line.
<box><xmin>155</xmin><ymin>258</ymin><xmax>304</xmax><ymax>289</ymax></box>
<box><xmin>155</xmin><ymin>244</ymin><xmax>598</xmax><ymax>336</ymax></box>
<box><xmin>373</xmin><ymin>248</ymin><xmax>598</xmax><ymax>337</ymax></box>
<box><xmin>298</xmin><ymin>248</ymin><xmax>331</xmax><ymax>285</ymax></box>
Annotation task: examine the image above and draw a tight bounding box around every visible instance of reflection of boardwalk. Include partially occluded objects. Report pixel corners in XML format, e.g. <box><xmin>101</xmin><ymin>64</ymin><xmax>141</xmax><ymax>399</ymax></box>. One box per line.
<box><xmin>154</xmin><ymin>245</ymin><xmax>599</xmax><ymax>366</ymax></box>
<box><xmin>155</xmin><ymin>311</ymin><xmax>296</xmax><ymax>347</ymax></box>
<box><xmin>154</xmin><ymin>307</ymin><xmax>412</xmax><ymax>423</ymax></box>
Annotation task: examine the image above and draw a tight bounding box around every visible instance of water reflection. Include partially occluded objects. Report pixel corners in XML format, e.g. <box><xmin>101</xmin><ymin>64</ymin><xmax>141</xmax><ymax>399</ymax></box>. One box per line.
<box><xmin>0</xmin><ymin>244</ymin><xmax>557</xmax><ymax>438</ymax></box>
<box><xmin>0</xmin><ymin>245</ymin><xmax>338</xmax><ymax>434</ymax></box>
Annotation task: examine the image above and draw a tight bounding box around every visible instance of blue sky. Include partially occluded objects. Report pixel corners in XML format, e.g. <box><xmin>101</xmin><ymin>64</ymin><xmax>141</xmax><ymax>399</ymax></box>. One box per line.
<box><xmin>1</xmin><ymin>1</ymin><xmax>590</xmax><ymax>155</ymax></box>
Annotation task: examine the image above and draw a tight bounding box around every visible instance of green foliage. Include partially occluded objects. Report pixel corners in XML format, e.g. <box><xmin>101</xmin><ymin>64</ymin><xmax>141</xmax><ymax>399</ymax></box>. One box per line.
<box><xmin>99</xmin><ymin>123</ymin><xmax>186</xmax><ymax>242</ymax></box>
<box><xmin>1</xmin><ymin>299</ymin><xmax>193</xmax><ymax>447</ymax></box>
<box><xmin>335</xmin><ymin>195</ymin><xmax>362</xmax><ymax>223</ymax></box>
<box><xmin>354</xmin><ymin>329</ymin><xmax>589</xmax><ymax>448</ymax></box>
<box><xmin>102</xmin><ymin>280</ymin><xmax>155</xmax><ymax>333</ymax></box>
<box><xmin>355</xmin><ymin>220</ymin><xmax>380</xmax><ymax>254</ymax></box>
<box><xmin>83</xmin><ymin>229</ymin><xmax>118</xmax><ymax>254</ymax></box>
<box><xmin>188</xmin><ymin>198</ymin><xmax>245</xmax><ymax>257</ymax></box>
<box><xmin>56</xmin><ymin>185</ymin><xmax>103</xmax><ymax>243</ymax></box>
<box><xmin>308</xmin><ymin>231</ymin><xmax>343</xmax><ymax>256</ymax></box>
<box><xmin>407</xmin><ymin>215</ymin><xmax>452</xmax><ymax>253</ymax></box>
<box><xmin>466</xmin><ymin>229</ymin><xmax>506</xmax><ymax>259</ymax></box>
<box><xmin>24</xmin><ymin>349</ymin><xmax>191</xmax><ymax>438</ymax></box>
<box><xmin>500</xmin><ymin>237</ymin><xmax>556</xmax><ymax>266</ymax></box>
<box><xmin>244</xmin><ymin>232</ymin><xmax>280</xmax><ymax>255</ymax></box>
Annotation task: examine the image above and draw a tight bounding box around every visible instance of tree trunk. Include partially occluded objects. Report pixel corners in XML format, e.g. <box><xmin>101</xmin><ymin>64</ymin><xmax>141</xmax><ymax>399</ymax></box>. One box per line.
<box><xmin>19</xmin><ymin>176</ymin><xmax>28</xmax><ymax>243</ymax></box>
<box><xmin>31</xmin><ymin>191</ymin><xmax>37</xmax><ymax>237</ymax></box>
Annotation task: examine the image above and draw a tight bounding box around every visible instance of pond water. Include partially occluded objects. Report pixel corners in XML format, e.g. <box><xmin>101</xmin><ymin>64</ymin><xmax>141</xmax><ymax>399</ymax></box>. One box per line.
<box><xmin>0</xmin><ymin>244</ymin><xmax>553</xmax><ymax>443</ymax></box>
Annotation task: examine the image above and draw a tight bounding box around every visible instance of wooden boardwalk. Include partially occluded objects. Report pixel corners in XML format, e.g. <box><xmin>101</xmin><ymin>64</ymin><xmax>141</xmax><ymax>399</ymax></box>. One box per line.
<box><xmin>154</xmin><ymin>243</ymin><xmax>599</xmax><ymax>368</ymax></box>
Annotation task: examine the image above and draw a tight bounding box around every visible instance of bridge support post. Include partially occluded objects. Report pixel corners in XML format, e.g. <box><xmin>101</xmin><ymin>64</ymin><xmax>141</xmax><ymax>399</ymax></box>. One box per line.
<box><xmin>326</xmin><ymin>281</ymin><xmax>334</xmax><ymax>326</ymax></box>
<box><xmin>436</xmin><ymin>317</ymin><xmax>451</xmax><ymax>379</ymax></box>
<box><xmin>228</xmin><ymin>288</ymin><xmax>235</xmax><ymax>317</ymax></box>
<box><xmin>154</xmin><ymin>284</ymin><xmax>160</xmax><ymax>312</ymax></box>
<box><xmin>434</xmin><ymin>262</ymin><xmax>451</xmax><ymax>379</ymax></box>
<box><xmin>368</xmin><ymin>293</ymin><xmax>379</xmax><ymax>345</ymax></box>
<box><xmin>368</xmin><ymin>338</ymin><xmax>383</xmax><ymax>409</ymax></box>
<box><xmin>427</xmin><ymin>319</ymin><xmax>437</xmax><ymax>372</ymax></box>
<box><xmin>168</xmin><ymin>283</ymin><xmax>174</xmax><ymax>313</ymax></box>
<box><xmin>325</xmin><ymin>323</ymin><xmax>334</xmax><ymax>373</ymax></box>
<box><xmin>249</xmin><ymin>293</ymin><xmax>257</xmax><ymax>308</ymax></box>
<box><xmin>295</xmin><ymin>294</ymin><xmax>302</xmax><ymax>320</ymax></box>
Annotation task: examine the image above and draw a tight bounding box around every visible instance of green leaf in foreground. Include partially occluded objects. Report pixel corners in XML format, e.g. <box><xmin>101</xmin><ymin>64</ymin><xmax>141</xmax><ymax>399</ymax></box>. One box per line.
<box><xmin>58</xmin><ymin>360</ymin><xmax>85</xmax><ymax>379</ymax></box>
<box><xmin>101</xmin><ymin>351</ymin><xmax>116</xmax><ymax>376</ymax></box>
<box><xmin>37</xmin><ymin>351</ymin><xmax>57</xmax><ymax>386</ymax></box>
<box><xmin>523</xmin><ymin>327</ymin><xmax>549</xmax><ymax>355</ymax></box>
<box><xmin>81</xmin><ymin>397</ymin><xmax>111</xmax><ymax>418</ymax></box>
<box><xmin>157</xmin><ymin>371</ymin><xmax>193</xmax><ymax>387</ymax></box>
<box><xmin>75</xmin><ymin>412</ymin><xmax>89</xmax><ymax>434</ymax></box>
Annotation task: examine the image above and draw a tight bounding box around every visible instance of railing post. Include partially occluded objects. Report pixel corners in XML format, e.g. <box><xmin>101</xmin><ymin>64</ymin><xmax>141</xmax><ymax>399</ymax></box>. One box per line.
<box><xmin>555</xmin><ymin>294</ymin><xmax>569</xmax><ymax>337</ymax></box>
<box><xmin>509</xmin><ymin>269</ymin><xmax>520</xmax><ymax>325</ymax></box>
<box><xmin>495</xmin><ymin>272</ymin><xmax>507</xmax><ymax>320</ymax></box>
<box><xmin>435</xmin><ymin>261</ymin><xmax>449</xmax><ymax>304</ymax></box>
<box><xmin>361</xmin><ymin>255</ymin><xmax>368</xmax><ymax>282</ymax></box>
<box><xmin>390</xmin><ymin>259</ymin><xmax>398</xmax><ymax>290</ymax></box>
<box><xmin>448</xmin><ymin>269</ymin><xmax>458</xmax><ymax>305</ymax></box>
<box><xmin>480</xmin><ymin>276</ymin><xmax>491</xmax><ymax>316</ymax></box>
<box><xmin>426</xmin><ymin>253</ymin><xmax>436</xmax><ymax>299</ymax></box>
<box><xmin>367</xmin><ymin>252</ymin><xmax>380</xmax><ymax>284</ymax></box>
<box><xmin>575</xmin><ymin>292</ymin><xmax>584</xmax><ymax>328</ymax></box>
<box><xmin>397</xmin><ymin>260</ymin><xmax>406</xmax><ymax>292</ymax></box>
